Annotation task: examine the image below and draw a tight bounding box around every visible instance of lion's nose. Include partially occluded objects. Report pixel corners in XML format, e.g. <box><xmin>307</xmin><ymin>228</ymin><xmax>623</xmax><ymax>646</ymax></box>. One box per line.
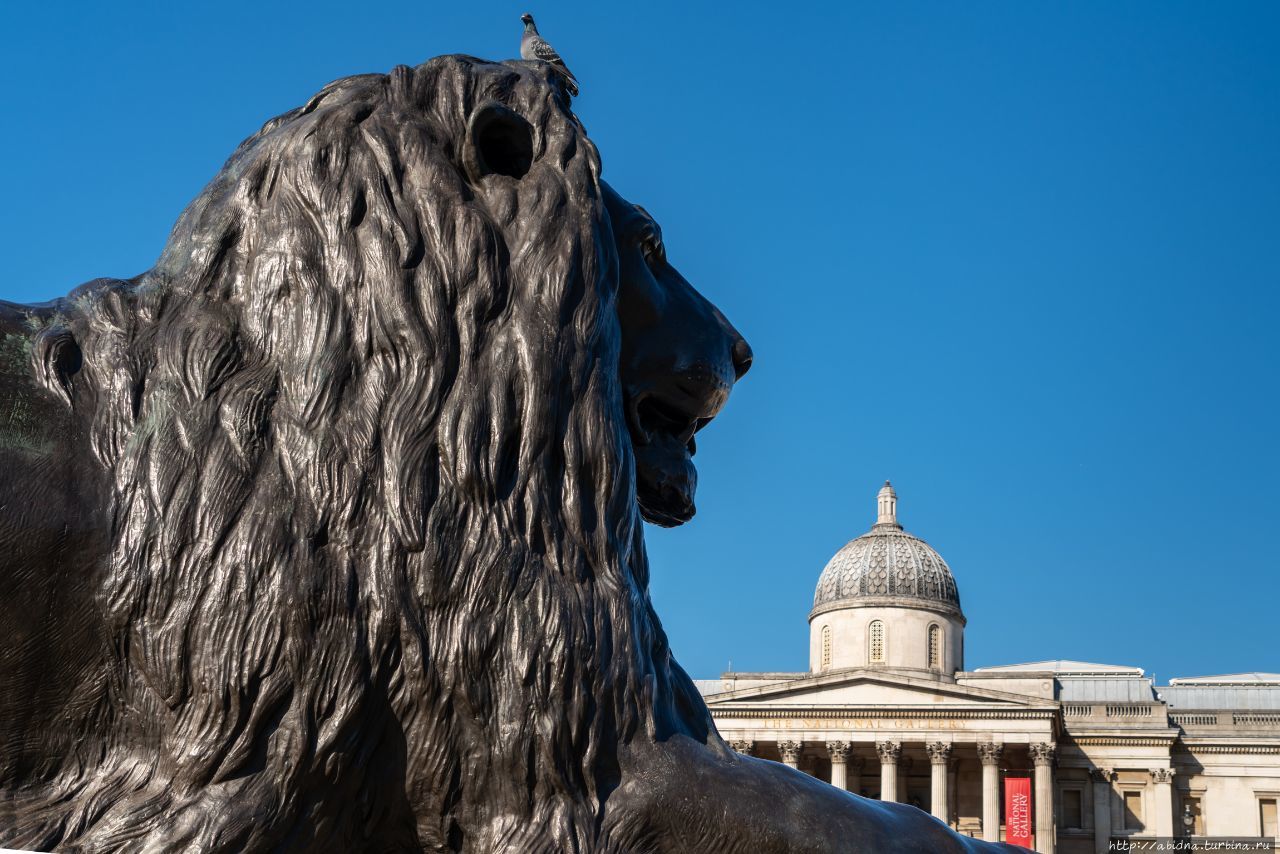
<box><xmin>731</xmin><ymin>337</ymin><xmax>753</xmax><ymax>380</ymax></box>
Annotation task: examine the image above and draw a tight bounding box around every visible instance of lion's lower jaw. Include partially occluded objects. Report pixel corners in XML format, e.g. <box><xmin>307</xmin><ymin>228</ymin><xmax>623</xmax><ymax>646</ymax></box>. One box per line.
<box><xmin>633</xmin><ymin>433</ymin><xmax>699</xmax><ymax>527</ymax></box>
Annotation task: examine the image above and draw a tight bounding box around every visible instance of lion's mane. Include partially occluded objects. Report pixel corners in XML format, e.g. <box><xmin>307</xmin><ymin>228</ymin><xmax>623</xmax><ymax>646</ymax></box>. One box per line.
<box><xmin>7</xmin><ymin>56</ymin><xmax>710</xmax><ymax>852</ymax></box>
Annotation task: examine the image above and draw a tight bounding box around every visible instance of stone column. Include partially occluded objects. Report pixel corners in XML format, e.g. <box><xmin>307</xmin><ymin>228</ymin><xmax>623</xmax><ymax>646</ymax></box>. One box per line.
<box><xmin>877</xmin><ymin>741</ymin><xmax>901</xmax><ymax>803</ymax></box>
<box><xmin>927</xmin><ymin>742</ymin><xmax>952</xmax><ymax>822</ymax></box>
<box><xmin>729</xmin><ymin>739</ymin><xmax>754</xmax><ymax>756</ymax></box>
<box><xmin>826</xmin><ymin>741</ymin><xmax>851</xmax><ymax>790</ymax></box>
<box><xmin>1150</xmin><ymin>768</ymin><xmax>1176</xmax><ymax>838</ymax></box>
<box><xmin>1091</xmin><ymin>768</ymin><xmax>1114</xmax><ymax>854</ymax></box>
<box><xmin>978</xmin><ymin>742</ymin><xmax>1003</xmax><ymax>843</ymax></box>
<box><xmin>778</xmin><ymin>740</ymin><xmax>802</xmax><ymax>770</ymax></box>
<box><xmin>1030</xmin><ymin>742</ymin><xmax>1056</xmax><ymax>854</ymax></box>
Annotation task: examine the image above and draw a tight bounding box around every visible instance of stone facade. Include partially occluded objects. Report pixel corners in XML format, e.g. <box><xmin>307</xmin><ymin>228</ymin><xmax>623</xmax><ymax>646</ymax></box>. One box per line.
<box><xmin>697</xmin><ymin>486</ymin><xmax>1280</xmax><ymax>852</ymax></box>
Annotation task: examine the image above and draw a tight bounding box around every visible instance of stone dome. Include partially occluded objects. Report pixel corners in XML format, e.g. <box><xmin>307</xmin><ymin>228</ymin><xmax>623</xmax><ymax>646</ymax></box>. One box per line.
<box><xmin>812</xmin><ymin>482</ymin><xmax>962</xmax><ymax>617</ymax></box>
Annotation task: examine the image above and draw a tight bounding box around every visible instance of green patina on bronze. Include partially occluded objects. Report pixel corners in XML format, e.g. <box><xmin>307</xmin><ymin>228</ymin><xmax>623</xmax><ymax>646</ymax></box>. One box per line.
<box><xmin>0</xmin><ymin>330</ymin><xmax>52</xmax><ymax>454</ymax></box>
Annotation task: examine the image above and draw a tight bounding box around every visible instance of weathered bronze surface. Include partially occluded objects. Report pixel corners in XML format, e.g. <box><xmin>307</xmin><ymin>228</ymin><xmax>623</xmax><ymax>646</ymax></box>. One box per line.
<box><xmin>0</xmin><ymin>56</ymin><xmax>1014</xmax><ymax>852</ymax></box>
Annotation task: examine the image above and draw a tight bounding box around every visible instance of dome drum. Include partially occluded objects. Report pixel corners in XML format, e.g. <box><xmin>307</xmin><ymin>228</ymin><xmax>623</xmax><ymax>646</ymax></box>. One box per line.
<box><xmin>809</xmin><ymin>606</ymin><xmax>963</xmax><ymax>676</ymax></box>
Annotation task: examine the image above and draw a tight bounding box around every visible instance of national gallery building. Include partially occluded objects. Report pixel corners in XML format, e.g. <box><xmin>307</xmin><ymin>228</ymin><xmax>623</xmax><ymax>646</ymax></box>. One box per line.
<box><xmin>695</xmin><ymin>484</ymin><xmax>1280</xmax><ymax>853</ymax></box>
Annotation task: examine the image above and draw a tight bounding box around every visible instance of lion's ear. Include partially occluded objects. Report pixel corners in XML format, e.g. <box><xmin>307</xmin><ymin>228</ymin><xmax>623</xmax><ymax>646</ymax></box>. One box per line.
<box><xmin>463</xmin><ymin>102</ymin><xmax>534</xmax><ymax>182</ymax></box>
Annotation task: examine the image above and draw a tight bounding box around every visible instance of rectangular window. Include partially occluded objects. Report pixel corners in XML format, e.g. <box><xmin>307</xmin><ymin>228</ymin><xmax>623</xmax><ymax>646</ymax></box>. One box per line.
<box><xmin>1261</xmin><ymin>798</ymin><xmax>1278</xmax><ymax>838</ymax></box>
<box><xmin>1123</xmin><ymin>791</ymin><xmax>1144</xmax><ymax>831</ymax></box>
<box><xmin>1060</xmin><ymin>789</ymin><xmax>1083</xmax><ymax>829</ymax></box>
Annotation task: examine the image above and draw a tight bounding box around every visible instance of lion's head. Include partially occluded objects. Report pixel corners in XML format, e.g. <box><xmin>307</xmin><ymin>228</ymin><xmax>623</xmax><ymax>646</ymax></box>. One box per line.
<box><xmin>607</xmin><ymin>183</ymin><xmax>752</xmax><ymax>525</ymax></box>
<box><xmin>0</xmin><ymin>55</ymin><xmax>748</xmax><ymax>851</ymax></box>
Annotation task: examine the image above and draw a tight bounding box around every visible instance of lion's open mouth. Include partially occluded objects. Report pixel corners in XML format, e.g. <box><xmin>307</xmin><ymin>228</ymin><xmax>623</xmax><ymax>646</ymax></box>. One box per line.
<box><xmin>626</xmin><ymin>383</ymin><xmax>726</xmax><ymax>527</ymax></box>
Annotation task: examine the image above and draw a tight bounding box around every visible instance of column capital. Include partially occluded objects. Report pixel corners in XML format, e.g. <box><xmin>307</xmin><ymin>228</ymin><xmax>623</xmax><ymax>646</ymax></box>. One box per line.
<box><xmin>977</xmin><ymin>741</ymin><xmax>1003</xmax><ymax>766</ymax></box>
<box><xmin>926</xmin><ymin>741</ymin><xmax>953</xmax><ymax>765</ymax></box>
<box><xmin>825</xmin><ymin>741</ymin><xmax>851</xmax><ymax>763</ymax></box>
<box><xmin>876</xmin><ymin>740</ymin><xmax>901</xmax><ymax>764</ymax></box>
<box><xmin>1150</xmin><ymin>767</ymin><xmax>1176</xmax><ymax>784</ymax></box>
<box><xmin>729</xmin><ymin>739</ymin><xmax>754</xmax><ymax>756</ymax></box>
<box><xmin>1030</xmin><ymin>741</ymin><xmax>1056</xmax><ymax>767</ymax></box>
<box><xmin>1090</xmin><ymin>767</ymin><xmax>1116</xmax><ymax>783</ymax></box>
<box><xmin>778</xmin><ymin>740</ymin><xmax>803</xmax><ymax>765</ymax></box>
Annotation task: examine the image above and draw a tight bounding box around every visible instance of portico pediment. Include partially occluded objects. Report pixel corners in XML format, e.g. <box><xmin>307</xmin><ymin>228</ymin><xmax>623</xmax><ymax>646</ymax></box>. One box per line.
<box><xmin>704</xmin><ymin>668</ymin><xmax>1051</xmax><ymax>710</ymax></box>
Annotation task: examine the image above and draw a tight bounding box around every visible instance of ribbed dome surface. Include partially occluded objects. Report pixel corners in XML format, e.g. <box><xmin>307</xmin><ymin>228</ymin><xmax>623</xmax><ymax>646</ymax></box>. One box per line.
<box><xmin>813</xmin><ymin>483</ymin><xmax>961</xmax><ymax>613</ymax></box>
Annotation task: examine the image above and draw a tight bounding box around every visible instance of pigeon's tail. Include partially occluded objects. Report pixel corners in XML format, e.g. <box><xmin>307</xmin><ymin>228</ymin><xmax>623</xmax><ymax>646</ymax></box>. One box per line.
<box><xmin>555</xmin><ymin>68</ymin><xmax>579</xmax><ymax>98</ymax></box>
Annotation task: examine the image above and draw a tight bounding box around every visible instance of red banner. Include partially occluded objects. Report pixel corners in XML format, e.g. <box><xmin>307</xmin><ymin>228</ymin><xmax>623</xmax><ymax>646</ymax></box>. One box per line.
<box><xmin>1004</xmin><ymin>776</ymin><xmax>1033</xmax><ymax>849</ymax></box>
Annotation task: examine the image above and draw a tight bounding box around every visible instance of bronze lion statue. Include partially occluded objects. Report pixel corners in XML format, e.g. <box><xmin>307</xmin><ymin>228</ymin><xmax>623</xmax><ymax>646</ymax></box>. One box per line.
<box><xmin>0</xmin><ymin>56</ymin><xmax>1012</xmax><ymax>853</ymax></box>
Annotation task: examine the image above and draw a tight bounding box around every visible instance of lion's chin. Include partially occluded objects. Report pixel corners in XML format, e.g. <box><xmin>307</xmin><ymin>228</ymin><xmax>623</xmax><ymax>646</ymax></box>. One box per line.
<box><xmin>634</xmin><ymin>432</ymin><xmax>698</xmax><ymax>527</ymax></box>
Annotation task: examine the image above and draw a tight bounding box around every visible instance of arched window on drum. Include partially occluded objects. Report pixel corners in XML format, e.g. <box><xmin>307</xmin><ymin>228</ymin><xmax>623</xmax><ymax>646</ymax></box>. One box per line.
<box><xmin>821</xmin><ymin>625</ymin><xmax>832</xmax><ymax>670</ymax></box>
<box><xmin>928</xmin><ymin>623</ymin><xmax>942</xmax><ymax>670</ymax></box>
<box><xmin>868</xmin><ymin>620</ymin><xmax>885</xmax><ymax>664</ymax></box>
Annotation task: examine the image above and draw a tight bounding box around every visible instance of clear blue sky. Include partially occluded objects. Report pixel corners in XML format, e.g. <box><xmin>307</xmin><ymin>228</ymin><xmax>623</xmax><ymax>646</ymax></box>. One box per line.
<box><xmin>2</xmin><ymin>2</ymin><xmax>1276</xmax><ymax>684</ymax></box>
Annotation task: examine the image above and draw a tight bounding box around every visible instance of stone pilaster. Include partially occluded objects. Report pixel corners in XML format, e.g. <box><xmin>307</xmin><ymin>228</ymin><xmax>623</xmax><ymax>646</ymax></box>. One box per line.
<box><xmin>1150</xmin><ymin>768</ymin><xmax>1176</xmax><ymax>839</ymax></box>
<box><xmin>729</xmin><ymin>739</ymin><xmax>754</xmax><ymax>756</ymax></box>
<box><xmin>926</xmin><ymin>742</ymin><xmax>952</xmax><ymax>822</ymax></box>
<box><xmin>826</xmin><ymin>741</ymin><xmax>851</xmax><ymax>790</ymax></box>
<box><xmin>1030</xmin><ymin>743</ymin><xmax>1056</xmax><ymax>854</ymax></box>
<box><xmin>877</xmin><ymin>741</ymin><xmax>901</xmax><ymax>803</ymax></box>
<box><xmin>978</xmin><ymin>742</ymin><xmax>1003</xmax><ymax>843</ymax></box>
<box><xmin>1091</xmin><ymin>768</ymin><xmax>1115</xmax><ymax>854</ymax></box>
<box><xmin>778</xmin><ymin>740</ymin><xmax>802</xmax><ymax>770</ymax></box>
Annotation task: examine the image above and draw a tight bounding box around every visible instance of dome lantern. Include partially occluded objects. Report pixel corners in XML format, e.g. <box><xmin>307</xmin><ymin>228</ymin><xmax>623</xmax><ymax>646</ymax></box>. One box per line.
<box><xmin>876</xmin><ymin>481</ymin><xmax>899</xmax><ymax>528</ymax></box>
